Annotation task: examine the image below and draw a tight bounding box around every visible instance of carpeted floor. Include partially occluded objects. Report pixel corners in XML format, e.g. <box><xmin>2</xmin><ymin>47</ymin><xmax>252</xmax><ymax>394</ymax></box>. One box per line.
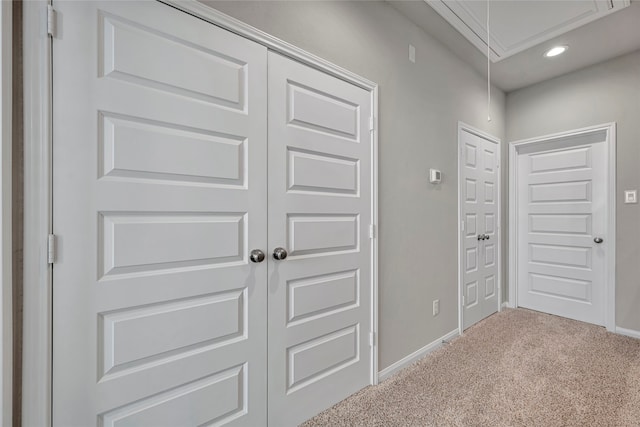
<box><xmin>302</xmin><ymin>308</ymin><xmax>640</xmax><ymax>426</ymax></box>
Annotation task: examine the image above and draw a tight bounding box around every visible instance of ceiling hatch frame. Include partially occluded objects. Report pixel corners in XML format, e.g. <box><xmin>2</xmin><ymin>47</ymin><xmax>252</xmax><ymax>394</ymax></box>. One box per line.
<box><xmin>426</xmin><ymin>0</ymin><xmax>631</xmax><ymax>62</ymax></box>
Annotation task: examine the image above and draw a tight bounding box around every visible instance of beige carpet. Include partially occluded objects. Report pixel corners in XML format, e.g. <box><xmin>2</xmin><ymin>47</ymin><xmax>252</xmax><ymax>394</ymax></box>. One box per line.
<box><xmin>302</xmin><ymin>308</ymin><xmax>640</xmax><ymax>426</ymax></box>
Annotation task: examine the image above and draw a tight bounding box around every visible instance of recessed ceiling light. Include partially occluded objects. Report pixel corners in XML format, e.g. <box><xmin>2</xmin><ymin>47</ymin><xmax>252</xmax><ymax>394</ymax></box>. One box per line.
<box><xmin>544</xmin><ymin>46</ymin><xmax>568</xmax><ymax>58</ymax></box>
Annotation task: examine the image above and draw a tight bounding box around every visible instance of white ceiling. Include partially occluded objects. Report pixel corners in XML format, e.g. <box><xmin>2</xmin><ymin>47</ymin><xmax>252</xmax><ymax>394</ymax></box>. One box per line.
<box><xmin>388</xmin><ymin>0</ymin><xmax>640</xmax><ymax>92</ymax></box>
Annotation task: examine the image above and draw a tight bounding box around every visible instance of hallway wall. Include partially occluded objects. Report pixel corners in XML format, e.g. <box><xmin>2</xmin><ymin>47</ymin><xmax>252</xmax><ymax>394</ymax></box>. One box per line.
<box><xmin>201</xmin><ymin>0</ymin><xmax>507</xmax><ymax>370</ymax></box>
<box><xmin>507</xmin><ymin>50</ymin><xmax>640</xmax><ymax>332</ymax></box>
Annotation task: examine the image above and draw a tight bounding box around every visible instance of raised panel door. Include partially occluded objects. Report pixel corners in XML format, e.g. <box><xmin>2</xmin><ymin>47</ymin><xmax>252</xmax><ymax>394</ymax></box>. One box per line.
<box><xmin>461</xmin><ymin>129</ymin><xmax>499</xmax><ymax>330</ymax></box>
<box><xmin>267</xmin><ymin>52</ymin><xmax>372</xmax><ymax>427</ymax></box>
<box><xmin>517</xmin><ymin>139</ymin><xmax>606</xmax><ymax>325</ymax></box>
<box><xmin>52</xmin><ymin>2</ymin><xmax>268</xmax><ymax>425</ymax></box>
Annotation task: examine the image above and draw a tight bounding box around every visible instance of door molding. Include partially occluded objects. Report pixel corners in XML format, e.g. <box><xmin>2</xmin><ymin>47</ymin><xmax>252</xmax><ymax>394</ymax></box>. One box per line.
<box><xmin>22</xmin><ymin>1</ymin><xmax>379</xmax><ymax>424</ymax></box>
<box><xmin>1</xmin><ymin>1</ymin><xmax>13</xmax><ymax>424</ymax></box>
<box><xmin>508</xmin><ymin>123</ymin><xmax>616</xmax><ymax>332</ymax></box>
<box><xmin>457</xmin><ymin>122</ymin><xmax>502</xmax><ymax>335</ymax></box>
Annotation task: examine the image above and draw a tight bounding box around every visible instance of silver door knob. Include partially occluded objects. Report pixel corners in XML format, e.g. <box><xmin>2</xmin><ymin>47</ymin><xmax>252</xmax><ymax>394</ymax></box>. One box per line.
<box><xmin>594</xmin><ymin>237</ymin><xmax>604</xmax><ymax>244</ymax></box>
<box><xmin>250</xmin><ymin>249</ymin><xmax>265</xmax><ymax>263</ymax></box>
<box><xmin>477</xmin><ymin>234</ymin><xmax>483</xmax><ymax>241</ymax></box>
<box><xmin>273</xmin><ymin>247</ymin><xmax>288</xmax><ymax>260</ymax></box>
<box><xmin>485</xmin><ymin>234</ymin><xmax>490</xmax><ymax>240</ymax></box>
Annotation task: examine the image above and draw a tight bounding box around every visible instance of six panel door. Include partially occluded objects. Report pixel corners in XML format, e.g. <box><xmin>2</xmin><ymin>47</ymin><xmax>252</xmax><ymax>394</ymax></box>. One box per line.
<box><xmin>52</xmin><ymin>2</ymin><xmax>268</xmax><ymax>425</ymax></box>
<box><xmin>461</xmin><ymin>129</ymin><xmax>500</xmax><ymax>330</ymax></box>
<box><xmin>267</xmin><ymin>52</ymin><xmax>373</xmax><ymax>427</ymax></box>
<box><xmin>517</xmin><ymin>137</ymin><xmax>606</xmax><ymax>325</ymax></box>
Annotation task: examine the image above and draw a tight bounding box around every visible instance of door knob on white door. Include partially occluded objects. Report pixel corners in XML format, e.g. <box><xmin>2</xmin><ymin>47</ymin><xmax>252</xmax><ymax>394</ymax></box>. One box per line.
<box><xmin>250</xmin><ymin>249</ymin><xmax>266</xmax><ymax>263</ymax></box>
<box><xmin>594</xmin><ymin>237</ymin><xmax>604</xmax><ymax>244</ymax></box>
<box><xmin>273</xmin><ymin>247</ymin><xmax>288</xmax><ymax>260</ymax></box>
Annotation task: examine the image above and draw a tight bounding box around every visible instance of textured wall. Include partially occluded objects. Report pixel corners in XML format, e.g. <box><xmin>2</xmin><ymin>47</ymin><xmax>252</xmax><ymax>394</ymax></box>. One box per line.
<box><xmin>200</xmin><ymin>0</ymin><xmax>507</xmax><ymax>370</ymax></box>
<box><xmin>507</xmin><ymin>50</ymin><xmax>640</xmax><ymax>332</ymax></box>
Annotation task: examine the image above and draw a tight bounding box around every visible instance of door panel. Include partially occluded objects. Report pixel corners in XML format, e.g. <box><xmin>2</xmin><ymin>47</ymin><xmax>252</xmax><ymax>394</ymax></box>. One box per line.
<box><xmin>461</xmin><ymin>129</ymin><xmax>500</xmax><ymax>330</ymax></box>
<box><xmin>52</xmin><ymin>2</ymin><xmax>267</xmax><ymax>425</ymax></box>
<box><xmin>517</xmin><ymin>139</ymin><xmax>606</xmax><ymax>325</ymax></box>
<box><xmin>268</xmin><ymin>52</ymin><xmax>372</xmax><ymax>427</ymax></box>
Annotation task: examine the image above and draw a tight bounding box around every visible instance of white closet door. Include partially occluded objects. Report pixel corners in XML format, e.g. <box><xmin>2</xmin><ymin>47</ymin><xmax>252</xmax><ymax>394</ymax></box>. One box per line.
<box><xmin>461</xmin><ymin>129</ymin><xmax>499</xmax><ymax>330</ymax></box>
<box><xmin>52</xmin><ymin>2</ymin><xmax>267</xmax><ymax>425</ymax></box>
<box><xmin>267</xmin><ymin>52</ymin><xmax>372</xmax><ymax>427</ymax></box>
<box><xmin>517</xmin><ymin>139</ymin><xmax>606</xmax><ymax>325</ymax></box>
<box><xmin>481</xmin><ymin>138</ymin><xmax>500</xmax><ymax>321</ymax></box>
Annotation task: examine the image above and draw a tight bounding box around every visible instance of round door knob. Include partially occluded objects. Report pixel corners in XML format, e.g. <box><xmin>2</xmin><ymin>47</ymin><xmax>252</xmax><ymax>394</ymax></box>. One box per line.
<box><xmin>485</xmin><ymin>234</ymin><xmax>490</xmax><ymax>240</ymax></box>
<box><xmin>273</xmin><ymin>247</ymin><xmax>288</xmax><ymax>260</ymax></box>
<box><xmin>594</xmin><ymin>237</ymin><xmax>604</xmax><ymax>244</ymax></box>
<box><xmin>249</xmin><ymin>249</ymin><xmax>265</xmax><ymax>263</ymax></box>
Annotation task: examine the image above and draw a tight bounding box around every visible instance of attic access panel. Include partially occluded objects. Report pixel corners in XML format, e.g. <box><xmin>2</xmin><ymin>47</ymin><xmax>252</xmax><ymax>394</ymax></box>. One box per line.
<box><xmin>427</xmin><ymin>0</ymin><xmax>630</xmax><ymax>62</ymax></box>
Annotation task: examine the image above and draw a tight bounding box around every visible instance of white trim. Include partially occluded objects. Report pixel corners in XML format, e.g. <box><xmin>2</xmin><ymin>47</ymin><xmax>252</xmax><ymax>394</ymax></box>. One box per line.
<box><xmin>23</xmin><ymin>1</ymin><xmax>381</xmax><ymax>423</ymax></box>
<box><xmin>160</xmin><ymin>0</ymin><xmax>377</xmax><ymax>92</ymax></box>
<box><xmin>508</xmin><ymin>142</ymin><xmax>518</xmax><ymax>309</ymax></box>
<box><xmin>378</xmin><ymin>329</ymin><xmax>459</xmax><ymax>382</ymax></box>
<box><xmin>370</xmin><ymin>87</ymin><xmax>379</xmax><ymax>385</ymax></box>
<box><xmin>1</xmin><ymin>2</ymin><xmax>13</xmax><ymax>424</ymax></box>
<box><xmin>457</xmin><ymin>122</ymin><xmax>502</xmax><ymax>334</ymax></box>
<box><xmin>508</xmin><ymin>123</ymin><xmax>616</xmax><ymax>332</ymax></box>
<box><xmin>615</xmin><ymin>327</ymin><xmax>640</xmax><ymax>340</ymax></box>
<box><xmin>22</xmin><ymin>1</ymin><xmax>53</xmax><ymax>426</ymax></box>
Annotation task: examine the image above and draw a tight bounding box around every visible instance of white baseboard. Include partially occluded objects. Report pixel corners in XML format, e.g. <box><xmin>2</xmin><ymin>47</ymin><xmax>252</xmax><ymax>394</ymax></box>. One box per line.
<box><xmin>615</xmin><ymin>326</ymin><xmax>640</xmax><ymax>340</ymax></box>
<box><xmin>378</xmin><ymin>329</ymin><xmax>459</xmax><ymax>382</ymax></box>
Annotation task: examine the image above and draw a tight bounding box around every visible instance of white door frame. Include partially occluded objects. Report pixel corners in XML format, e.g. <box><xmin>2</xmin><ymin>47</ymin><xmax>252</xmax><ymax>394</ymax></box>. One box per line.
<box><xmin>22</xmin><ymin>1</ymin><xmax>379</xmax><ymax>425</ymax></box>
<box><xmin>0</xmin><ymin>1</ymin><xmax>13</xmax><ymax>424</ymax></box>
<box><xmin>457</xmin><ymin>122</ymin><xmax>502</xmax><ymax>335</ymax></box>
<box><xmin>508</xmin><ymin>123</ymin><xmax>616</xmax><ymax>332</ymax></box>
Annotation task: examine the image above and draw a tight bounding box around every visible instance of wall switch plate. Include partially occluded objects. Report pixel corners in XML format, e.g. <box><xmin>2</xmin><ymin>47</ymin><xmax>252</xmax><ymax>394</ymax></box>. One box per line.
<box><xmin>429</xmin><ymin>168</ymin><xmax>442</xmax><ymax>184</ymax></box>
<box><xmin>625</xmin><ymin>190</ymin><xmax>637</xmax><ymax>204</ymax></box>
<box><xmin>433</xmin><ymin>299</ymin><xmax>440</xmax><ymax>316</ymax></box>
<box><xmin>409</xmin><ymin>44</ymin><xmax>416</xmax><ymax>63</ymax></box>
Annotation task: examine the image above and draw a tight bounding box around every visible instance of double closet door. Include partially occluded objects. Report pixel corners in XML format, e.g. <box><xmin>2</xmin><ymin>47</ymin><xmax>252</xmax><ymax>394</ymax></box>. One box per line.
<box><xmin>460</xmin><ymin>128</ymin><xmax>500</xmax><ymax>330</ymax></box>
<box><xmin>51</xmin><ymin>2</ymin><xmax>372</xmax><ymax>426</ymax></box>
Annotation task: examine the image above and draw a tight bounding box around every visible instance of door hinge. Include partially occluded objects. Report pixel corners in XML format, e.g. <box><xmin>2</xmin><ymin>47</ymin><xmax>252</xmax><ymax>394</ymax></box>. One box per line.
<box><xmin>461</xmin><ymin>220</ymin><xmax>465</xmax><ymax>232</ymax></box>
<box><xmin>47</xmin><ymin>234</ymin><xmax>56</xmax><ymax>264</ymax></box>
<box><xmin>369</xmin><ymin>116</ymin><xmax>376</xmax><ymax>133</ymax></box>
<box><xmin>462</xmin><ymin>296</ymin><xmax>465</xmax><ymax>306</ymax></box>
<box><xmin>369</xmin><ymin>331</ymin><xmax>377</xmax><ymax>347</ymax></box>
<box><xmin>47</xmin><ymin>5</ymin><xmax>57</xmax><ymax>38</ymax></box>
<box><xmin>369</xmin><ymin>224</ymin><xmax>377</xmax><ymax>239</ymax></box>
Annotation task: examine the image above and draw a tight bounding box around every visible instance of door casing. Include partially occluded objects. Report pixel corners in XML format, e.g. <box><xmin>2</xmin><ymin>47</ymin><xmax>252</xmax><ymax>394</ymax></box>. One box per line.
<box><xmin>508</xmin><ymin>123</ymin><xmax>616</xmax><ymax>332</ymax></box>
<box><xmin>457</xmin><ymin>122</ymin><xmax>502</xmax><ymax>334</ymax></box>
<box><xmin>21</xmin><ymin>1</ymin><xmax>379</xmax><ymax>425</ymax></box>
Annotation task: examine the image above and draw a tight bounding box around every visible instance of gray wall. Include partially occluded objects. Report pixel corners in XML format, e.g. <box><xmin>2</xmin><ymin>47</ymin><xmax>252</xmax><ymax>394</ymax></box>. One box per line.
<box><xmin>201</xmin><ymin>0</ymin><xmax>506</xmax><ymax>370</ymax></box>
<box><xmin>507</xmin><ymin>50</ymin><xmax>640</xmax><ymax>332</ymax></box>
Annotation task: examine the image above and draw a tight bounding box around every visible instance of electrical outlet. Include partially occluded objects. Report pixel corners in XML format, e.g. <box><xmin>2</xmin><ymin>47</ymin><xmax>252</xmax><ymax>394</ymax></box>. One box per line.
<box><xmin>433</xmin><ymin>299</ymin><xmax>440</xmax><ymax>316</ymax></box>
<box><xmin>409</xmin><ymin>44</ymin><xmax>416</xmax><ymax>63</ymax></box>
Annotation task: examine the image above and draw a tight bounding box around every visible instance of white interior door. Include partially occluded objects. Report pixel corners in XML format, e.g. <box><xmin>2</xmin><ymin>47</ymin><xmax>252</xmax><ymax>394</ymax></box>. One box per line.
<box><xmin>460</xmin><ymin>128</ymin><xmax>500</xmax><ymax>330</ymax></box>
<box><xmin>52</xmin><ymin>2</ymin><xmax>268</xmax><ymax>425</ymax></box>
<box><xmin>517</xmin><ymin>136</ymin><xmax>607</xmax><ymax>325</ymax></box>
<box><xmin>267</xmin><ymin>52</ymin><xmax>372</xmax><ymax>427</ymax></box>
